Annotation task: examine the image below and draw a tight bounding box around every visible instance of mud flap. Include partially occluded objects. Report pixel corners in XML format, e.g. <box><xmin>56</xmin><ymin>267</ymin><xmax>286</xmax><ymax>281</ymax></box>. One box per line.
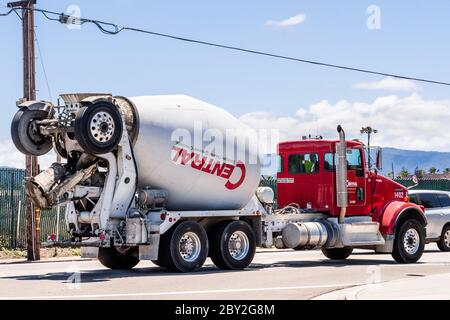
<box><xmin>138</xmin><ymin>225</ymin><xmax>160</xmax><ymax>260</ymax></box>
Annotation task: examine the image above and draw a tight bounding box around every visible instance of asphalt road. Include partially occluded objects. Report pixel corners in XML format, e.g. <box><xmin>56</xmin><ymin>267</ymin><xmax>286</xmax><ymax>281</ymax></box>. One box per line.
<box><xmin>0</xmin><ymin>243</ymin><xmax>450</xmax><ymax>300</ymax></box>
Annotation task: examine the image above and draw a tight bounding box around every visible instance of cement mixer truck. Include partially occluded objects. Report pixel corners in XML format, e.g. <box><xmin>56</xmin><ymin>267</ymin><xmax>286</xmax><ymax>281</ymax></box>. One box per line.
<box><xmin>10</xmin><ymin>94</ymin><xmax>427</xmax><ymax>272</ymax></box>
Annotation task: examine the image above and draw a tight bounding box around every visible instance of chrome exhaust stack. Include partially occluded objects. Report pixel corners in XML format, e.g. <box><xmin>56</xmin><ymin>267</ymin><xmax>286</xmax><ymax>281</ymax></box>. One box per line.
<box><xmin>336</xmin><ymin>125</ymin><xmax>348</xmax><ymax>224</ymax></box>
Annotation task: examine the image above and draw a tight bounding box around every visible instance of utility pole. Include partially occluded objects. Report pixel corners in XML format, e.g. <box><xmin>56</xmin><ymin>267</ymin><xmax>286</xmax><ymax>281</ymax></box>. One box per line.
<box><xmin>8</xmin><ymin>0</ymin><xmax>40</xmax><ymax>261</ymax></box>
<box><xmin>391</xmin><ymin>162</ymin><xmax>395</xmax><ymax>179</ymax></box>
<box><xmin>360</xmin><ymin>126</ymin><xmax>378</xmax><ymax>169</ymax></box>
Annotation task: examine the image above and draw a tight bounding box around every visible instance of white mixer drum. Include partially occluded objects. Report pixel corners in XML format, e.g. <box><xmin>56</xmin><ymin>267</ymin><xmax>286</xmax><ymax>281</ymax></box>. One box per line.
<box><xmin>127</xmin><ymin>95</ymin><xmax>261</xmax><ymax>211</ymax></box>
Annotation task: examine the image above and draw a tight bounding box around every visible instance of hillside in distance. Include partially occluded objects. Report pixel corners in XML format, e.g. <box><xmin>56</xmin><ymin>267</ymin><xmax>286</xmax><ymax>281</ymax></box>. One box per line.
<box><xmin>382</xmin><ymin>147</ymin><xmax>450</xmax><ymax>175</ymax></box>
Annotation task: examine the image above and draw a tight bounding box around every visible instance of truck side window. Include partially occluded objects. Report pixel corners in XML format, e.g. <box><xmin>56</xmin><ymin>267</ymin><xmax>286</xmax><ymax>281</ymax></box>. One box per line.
<box><xmin>419</xmin><ymin>193</ymin><xmax>441</xmax><ymax>209</ymax></box>
<box><xmin>288</xmin><ymin>154</ymin><xmax>319</xmax><ymax>174</ymax></box>
<box><xmin>324</xmin><ymin>150</ymin><xmax>363</xmax><ymax>176</ymax></box>
<box><xmin>324</xmin><ymin>153</ymin><xmax>335</xmax><ymax>171</ymax></box>
<box><xmin>347</xmin><ymin>149</ymin><xmax>364</xmax><ymax>177</ymax></box>
<box><xmin>346</xmin><ymin>149</ymin><xmax>362</xmax><ymax>169</ymax></box>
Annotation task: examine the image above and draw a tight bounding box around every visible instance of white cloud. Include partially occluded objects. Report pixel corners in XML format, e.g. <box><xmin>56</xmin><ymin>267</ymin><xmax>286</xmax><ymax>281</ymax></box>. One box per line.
<box><xmin>240</xmin><ymin>94</ymin><xmax>450</xmax><ymax>153</ymax></box>
<box><xmin>353</xmin><ymin>77</ymin><xmax>420</xmax><ymax>92</ymax></box>
<box><xmin>265</xmin><ymin>13</ymin><xmax>306</xmax><ymax>27</ymax></box>
<box><xmin>0</xmin><ymin>139</ymin><xmax>57</xmax><ymax>169</ymax></box>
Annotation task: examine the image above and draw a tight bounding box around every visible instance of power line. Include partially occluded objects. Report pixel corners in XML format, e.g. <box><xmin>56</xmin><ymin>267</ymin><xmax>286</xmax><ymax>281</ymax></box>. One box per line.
<box><xmin>0</xmin><ymin>8</ymin><xmax>12</xmax><ymax>16</ymax></box>
<box><xmin>119</xmin><ymin>27</ymin><xmax>450</xmax><ymax>86</ymax></box>
<box><xmin>2</xmin><ymin>4</ymin><xmax>53</xmax><ymax>101</ymax></box>
<box><xmin>2</xmin><ymin>6</ymin><xmax>450</xmax><ymax>87</ymax></box>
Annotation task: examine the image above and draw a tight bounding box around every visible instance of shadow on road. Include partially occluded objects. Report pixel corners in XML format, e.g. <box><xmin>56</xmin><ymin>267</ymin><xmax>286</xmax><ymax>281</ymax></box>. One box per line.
<box><xmin>250</xmin><ymin>258</ymin><xmax>401</xmax><ymax>270</ymax></box>
<box><xmin>351</xmin><ymin>249</ymin><xmax>441</xmax><ymax>255</ymax></box>
<box><xmin>1</xmin><ymin>265</ymin><xmax>253</xmax><ymax>284</ymax></box>
<box><xmin>2</xmin><ymin>255</ymin><xmax>414</xmax><ymax>284</ymax></box>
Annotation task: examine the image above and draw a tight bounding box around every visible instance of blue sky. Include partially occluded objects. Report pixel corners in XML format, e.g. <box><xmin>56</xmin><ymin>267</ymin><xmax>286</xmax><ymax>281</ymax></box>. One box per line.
<box><xmin>1</xmin><ymin>1</ymin><xmax>450</xmax><ymax>167</ymax></box>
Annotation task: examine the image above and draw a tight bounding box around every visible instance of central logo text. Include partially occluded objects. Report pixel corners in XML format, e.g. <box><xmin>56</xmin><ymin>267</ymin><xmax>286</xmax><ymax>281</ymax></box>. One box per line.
<box><xmin>171</xmin><ymin>146</ymin><xmax>246</xmax><ymax>190</ymax></box>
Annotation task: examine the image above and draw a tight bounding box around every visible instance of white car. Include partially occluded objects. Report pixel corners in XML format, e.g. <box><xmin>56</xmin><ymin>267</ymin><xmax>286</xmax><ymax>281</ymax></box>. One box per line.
<box><xmin>408</xmin><ymin>190</ymin><xmax>450</xmax><ymax>251</ymax></box>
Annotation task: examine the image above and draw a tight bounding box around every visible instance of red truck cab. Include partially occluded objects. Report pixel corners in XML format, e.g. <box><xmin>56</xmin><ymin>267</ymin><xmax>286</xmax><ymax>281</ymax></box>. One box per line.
<box><xmin>278</xmin><ymin>138</ymin><xmax>409</xmax><ymax>219</ymax></box>
<box><xmin>277</xmin><ymin>136</ymin><xmax>427</xmax><ymax>253</ymax></box>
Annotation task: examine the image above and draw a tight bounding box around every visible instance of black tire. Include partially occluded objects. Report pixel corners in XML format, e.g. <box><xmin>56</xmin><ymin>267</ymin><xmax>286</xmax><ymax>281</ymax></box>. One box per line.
<box><xmin>392</xmin><ymin>219</ymin><xmax>425</xmax><ymax>263</ymax></box>
<box><xmin>74</xmin><ymin>101</ymin><xmax>123</xmax><ymax>155</ymax></box>
<box><xmin>321</xmin><ymin>247</ymin><xmax>353</xmax><ymax>260</ymax></box>
<box><xmin>158</xmin><ymin>221</ymin><xmax>208</xmax><ymax>273</ymax></box>
<box><xmin>210</xmin><ymin>221</ymin><xmax>256</xmax><ymax>270</ymax></box>
<box><xmin>437</xmin><ymin>225</ymin><xmax>450</xmax><ymax>252</ymax></box>
<box><xmin>11</xmin><ymin>108</ymin><xmax>53</xmax><ymax>156</ymax></box>
<box><xmin>98</xmin><ymin>247</ymin><xmax>140</xmax><ymax>270</ymax></box>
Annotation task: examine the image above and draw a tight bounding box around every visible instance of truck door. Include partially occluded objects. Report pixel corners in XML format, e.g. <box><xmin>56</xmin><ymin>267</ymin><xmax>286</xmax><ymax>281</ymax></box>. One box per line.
<box><xmin>345</xmin><ymin>148</ymin><xmax>369</xmax><ymax>215</ymax></box>
<box><xmin>277</xmin><ymin>152</ymin><xmax>320</xmax><ymax>208</ymax></box>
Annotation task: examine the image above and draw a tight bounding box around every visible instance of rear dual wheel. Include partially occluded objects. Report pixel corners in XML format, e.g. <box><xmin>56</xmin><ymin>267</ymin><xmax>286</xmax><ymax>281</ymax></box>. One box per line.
<box><xmin>158</xmin><ymin>221</ymin><xmax>209</xmax><ymax>273</ymax></box>
<box><xmin>209</xmin><ymin>221</ymin><xmax>256</xmax><ymax>270</ymax></box>
<box><xmin>157</xmin><ymin>220</ymin><xmax>256</xmax><ymax>272</ymax></box>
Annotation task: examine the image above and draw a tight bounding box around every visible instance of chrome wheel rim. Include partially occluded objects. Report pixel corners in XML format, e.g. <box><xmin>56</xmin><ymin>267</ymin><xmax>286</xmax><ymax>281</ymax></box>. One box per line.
<box><xmin>228</xmin><ymin>231</ymin><xmax>250</xmax><ymax>261</ymax></box>
<box><xmin>444</xmin><ymin>230</ymin><xmax>450</xmax><ymax>248</ymax></box>
<box><xmin>403</xmin><ymin>228</ymin><xmax>420</xmax><ymax>255</ymax></box>
<box><xmin>179</xmin><ymin>232</ymin><xmax>201</xmax><ymax>262</ymax></box>
<box><xmin>90</xmin><ymin>111</ymin><xmax>116</xmax><ymax>143</ymax></box>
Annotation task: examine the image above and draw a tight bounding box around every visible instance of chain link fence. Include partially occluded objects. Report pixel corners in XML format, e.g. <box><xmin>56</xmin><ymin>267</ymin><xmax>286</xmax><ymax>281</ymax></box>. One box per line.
<box><xmin>395</xmin><ymin>178</ymin><xmax>450</xmax><ymax>191</ymax></box>
<box><xmin>0</xmin><ymin>168</ymin><xmax>66</xmax><ymax>249</ymax></box>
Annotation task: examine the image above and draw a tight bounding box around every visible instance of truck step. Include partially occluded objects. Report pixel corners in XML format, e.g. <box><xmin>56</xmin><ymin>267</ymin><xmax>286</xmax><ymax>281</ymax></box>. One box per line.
<box><xmin>339</xmin><ymin>222</ymin><xmax>385</xmax><ymax>247</ymax></box>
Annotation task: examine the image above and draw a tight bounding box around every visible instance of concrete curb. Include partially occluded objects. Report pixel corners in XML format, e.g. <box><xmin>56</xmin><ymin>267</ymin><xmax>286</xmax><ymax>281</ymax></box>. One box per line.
<box><xmin>314</xmin><ymin>273</ymin><xmax>450</xmax><ymax>300</ymax></box>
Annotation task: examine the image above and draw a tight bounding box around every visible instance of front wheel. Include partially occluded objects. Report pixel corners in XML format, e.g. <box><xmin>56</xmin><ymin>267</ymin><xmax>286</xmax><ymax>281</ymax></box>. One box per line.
<box><xmin>392</xmin><ymin>219</ymin><xmax>425</xmax><ymax>263</ymax></box>
<box><xmin>437</xmin><ymin>225</ymin><xmax>450</xmax><ymax>252</ymax></box>
<box><xmin>321</xmin><ymin>247</ymin><xmax>353</xmax><ymax>260</ymax></box>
